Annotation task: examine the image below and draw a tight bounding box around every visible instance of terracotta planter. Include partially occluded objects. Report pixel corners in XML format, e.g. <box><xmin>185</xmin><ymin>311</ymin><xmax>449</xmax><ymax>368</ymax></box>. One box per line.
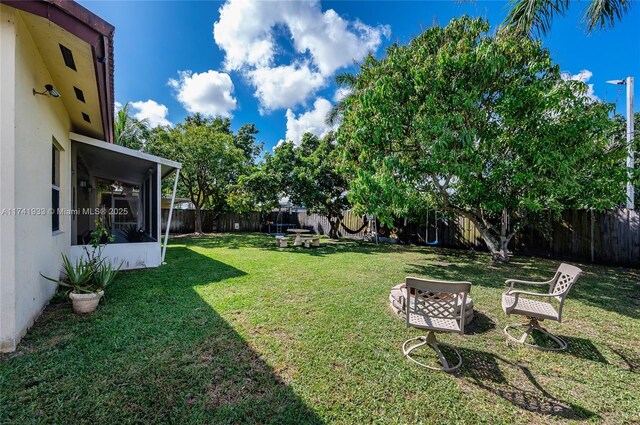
<box><xmin>69</xmin><ymin>290</ymin><xmax>104</xmax><ymax>314</ymax></box>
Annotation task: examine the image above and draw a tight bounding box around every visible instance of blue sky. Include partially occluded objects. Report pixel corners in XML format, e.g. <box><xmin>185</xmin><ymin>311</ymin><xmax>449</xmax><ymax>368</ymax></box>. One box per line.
<box><xmin>79</xmin><ymin>0</ymin><xmax>640</xmax><ymax>151</ymax></box>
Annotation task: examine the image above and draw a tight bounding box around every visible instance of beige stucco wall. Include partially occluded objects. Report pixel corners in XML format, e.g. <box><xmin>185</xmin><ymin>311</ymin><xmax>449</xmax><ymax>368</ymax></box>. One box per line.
<box><xmin>0</xmin><ymin>6</ymin><xmax>72</xmax><ymax>351</ymax></box>
<box><xmin>1</xmin><ymin>4</ymin><xmax>19</xmax><ymax>352</ymax></box>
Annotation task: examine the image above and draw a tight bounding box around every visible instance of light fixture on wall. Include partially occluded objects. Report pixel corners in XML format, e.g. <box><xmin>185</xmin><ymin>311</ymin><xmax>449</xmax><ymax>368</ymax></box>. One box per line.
<box><xmin>33</xmin><ymin>84</ymin><xmax>61</xmax><ymax>98</ymax></box>
<box><xmin>111</xmin><ymin>181</ymin><xmax>124</xmax><ymax>193</ymax></box>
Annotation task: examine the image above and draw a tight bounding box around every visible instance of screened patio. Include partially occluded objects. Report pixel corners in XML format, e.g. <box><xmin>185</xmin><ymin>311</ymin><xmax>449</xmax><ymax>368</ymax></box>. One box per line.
<box><xmin>69</xmin><ymin>133</ymin><xmax>181</xmax><ymax>270</ymax></box>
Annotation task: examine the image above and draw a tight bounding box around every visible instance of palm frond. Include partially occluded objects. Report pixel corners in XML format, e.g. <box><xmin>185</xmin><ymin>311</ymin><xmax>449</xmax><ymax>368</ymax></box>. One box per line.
<box><xmin>325</xmin><ymin>72</ymin><xmax>357</xmax><ymax>126</ymax></box>
<box><xmin>335</xmin><ymin>72</ymin><xmax>357</xmax><ymax>89</ymax></box>
<box><xmin>503</xmin><ymin>0</ymin><xmax>569</xmax><ymax>37</ymax></box>
<box><xmin>584</xmin><ymin>0</ymin><xmax>632</xmax><ymax>32</ymax></box>
<box><xmin>114</xmin><ymin>102</ymin><xmax>150</xmax><ymax>150</ymax></box>
<box><xmin>326</xmin><ymin>103</ymin><xmax>343</xmax><ymax>126</ymax></box>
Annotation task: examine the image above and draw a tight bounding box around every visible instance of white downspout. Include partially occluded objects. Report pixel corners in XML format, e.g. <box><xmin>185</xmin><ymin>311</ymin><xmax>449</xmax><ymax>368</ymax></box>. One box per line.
<box><xmin>161</xmin><ymin>168</ymin><xmax>180</xmax><ymax>264</ymax></box>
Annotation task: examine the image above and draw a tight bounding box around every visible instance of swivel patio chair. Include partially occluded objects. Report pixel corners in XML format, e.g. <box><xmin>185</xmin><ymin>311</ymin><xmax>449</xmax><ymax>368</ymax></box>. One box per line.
<box><xmin>402</xmin><ymin>277</ymin><xmax>471</xmax><ymax>372</ymax></box>
<box><xmin>502</xmin><ymin>263</ymin><xmax>581</xmax><ymax>351</ymax></box>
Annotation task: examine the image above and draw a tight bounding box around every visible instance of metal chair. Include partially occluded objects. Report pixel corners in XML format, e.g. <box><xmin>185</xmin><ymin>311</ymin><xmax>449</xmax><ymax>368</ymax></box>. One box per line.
<box><xmin>502</xmin><ymin>263</ymin><xmax>582</xmax><ymax>351</ymax></box>
<box><xmin>402</xmin><ymin>277</ymin><xmax>471</xmax><ymax>372</ymax></box>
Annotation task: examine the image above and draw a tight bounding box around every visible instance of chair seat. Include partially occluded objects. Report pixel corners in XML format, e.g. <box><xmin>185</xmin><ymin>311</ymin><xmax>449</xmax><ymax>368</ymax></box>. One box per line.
<box><xmin>407</xmin><ymin>312</ymin><xmax>461</xmax><ymax>332</ymax></box>
<box><xmin>502</xmin><ymin>294</ymin><xmax>559</xmax><ymax>321</ymax></box>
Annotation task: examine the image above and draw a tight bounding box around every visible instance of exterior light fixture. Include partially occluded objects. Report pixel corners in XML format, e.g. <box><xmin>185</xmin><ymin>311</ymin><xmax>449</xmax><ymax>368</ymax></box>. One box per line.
<box><xmin>111</xmin><ymin>181</ymin><xmax>124</xmax><ymax>193</ymax></box>
<box><xmin>33</xmin><ymin>84</ymin><xmax>61</xmax><ymax>98</ymax></box>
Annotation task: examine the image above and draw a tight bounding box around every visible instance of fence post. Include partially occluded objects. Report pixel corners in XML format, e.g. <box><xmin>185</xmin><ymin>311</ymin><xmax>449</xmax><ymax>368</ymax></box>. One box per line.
<box><xmin>590</xmin><ymin>209</ymin><xmax>595</xmax><ymax>263</ymax></box>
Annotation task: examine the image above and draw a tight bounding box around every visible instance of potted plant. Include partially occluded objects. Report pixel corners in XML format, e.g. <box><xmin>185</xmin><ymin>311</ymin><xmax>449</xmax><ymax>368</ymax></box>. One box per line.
<box><xmin>42</xmin><ymin>218</ymin><xmax>121</xmax><ymax>314</ymax></box>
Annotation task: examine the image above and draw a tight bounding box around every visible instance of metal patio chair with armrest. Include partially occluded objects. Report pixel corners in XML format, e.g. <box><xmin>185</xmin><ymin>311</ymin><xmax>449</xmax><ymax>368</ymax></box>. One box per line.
<box><xmin>402</xmin><ymin>277</ymin><xmax>472</xmax><ymax>372</ymax></box>
<box><xmin>502</xmin><ymin>263</ymin><xmax>582</xmax><ymax>351</ymax></box>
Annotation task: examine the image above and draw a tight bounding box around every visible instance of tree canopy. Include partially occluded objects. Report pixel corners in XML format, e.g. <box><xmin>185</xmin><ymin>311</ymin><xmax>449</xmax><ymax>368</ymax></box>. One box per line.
<box><xmin>146</xmin><ymin>115</ymin><xmax>253</xmax><ymax>234</ymax></box>
<box><xmin>243</xmin><ymin>132</ymin><xmax>350</xmax><ymax>238</ymax></box>
<box><xmin>337</xmin><ymin>16</ymin><xmax>629</xmax><ymax>261</ymax></box>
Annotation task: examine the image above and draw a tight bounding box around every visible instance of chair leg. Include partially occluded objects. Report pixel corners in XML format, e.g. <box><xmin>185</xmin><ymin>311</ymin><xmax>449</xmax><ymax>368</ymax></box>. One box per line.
<box><xmin>504</xmin><ymin>317</ymin><xmax>567</xmax><ymax>351</ymax></box>
<box><xmin>403</xmin><ymin>331</ymin><xmax>463</xmax><ymax>372</ymax></box>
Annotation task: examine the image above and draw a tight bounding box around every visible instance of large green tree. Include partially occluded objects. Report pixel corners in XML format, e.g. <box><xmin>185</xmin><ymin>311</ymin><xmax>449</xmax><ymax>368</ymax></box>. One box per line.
<box><xmin>146</xmin><ymin>115</ymin><xmax>247</xmax><ymax>234</ymax></box>
<box><xmin>245</xmin><ymin>132</ymin><xmax>350</xmax><ymax>238</ymax></box>
<box><xmin>613</xmin><ymin>111</ymin><xmax>640</xmax><ymax>206</ymax></box>
<box><xmin>234</xmin><ymin>123</ymin><xmax>263</xmax><ymax>165</ymax></box>
<box><xmin>289</xmin><ymin>132</ymin><xmax>350</xmax><ymax>239</ymax></box>
<box><xmin>338</xmin><ymin>16</ymin><xmax>629</xmax><ymax>262</ymax></box>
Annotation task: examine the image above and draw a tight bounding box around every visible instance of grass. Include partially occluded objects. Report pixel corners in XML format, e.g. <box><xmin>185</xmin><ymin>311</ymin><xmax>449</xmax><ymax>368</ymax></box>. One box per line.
<box><xmin>1</xmin><ymin>233</ymin><xmax>639</xmax><ymax>424</ymax></box>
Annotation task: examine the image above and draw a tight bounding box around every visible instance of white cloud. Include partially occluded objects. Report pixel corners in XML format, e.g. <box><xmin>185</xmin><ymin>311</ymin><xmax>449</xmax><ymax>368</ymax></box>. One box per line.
<box><xmin>287</xmin><ymin>9</ymin><xmax>390</xmax><ymax>76</ymax></box>
<box><xmin>284</xmin><ymin>98</ymin><xmax>335</xmax><ymax>145</ymax></box>
<box><xmin>129</xmin><ymin>100</ymin><xmax>171</xmax><ymax>128</ymax></box>
<box><xmin>333</xmin><ymin>87</ymin><xmax>352</xmax><ymax>102</ymax></box>
<box><xmin>561</xmin><ymin>69</ymin><xmax>599</xmax><ymax>101</ymax></box>
<box><xmin>168</xmin><ymin>70</ymin><xmax>237</xmax><ymax>117</ymax></box>
<box><xmin>213</xmin><ymin>0</ymin><xmax>390</xmax><ymax>111</ymax></box>
<box><xmin>274</xmin><ymin>139</ymin><xmax>288</xmax><ymax>151</ymax></box>
<box><xmin>213</xmin><ymin>0</ymin><xmax>278</xmax><ymax>71</ymax></box>
<box><xmin>249</xmin><ymin>63</ymin><xmax>325</xmax><ymax>113</ymax></box>
<box><xmin>114</xmin><ymin>101</ymin><xmax>123</xmax><ymax>112</ymax></box>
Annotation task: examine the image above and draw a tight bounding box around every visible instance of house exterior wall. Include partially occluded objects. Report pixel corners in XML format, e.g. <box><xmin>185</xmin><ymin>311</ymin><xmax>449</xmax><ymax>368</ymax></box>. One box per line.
<box><xmin>0</xmin><ymin>6</ymin><xmax>72</xmax><ymax>352</ymax></box>
<box><xmin>0</xmin><ymin>4</ymin><xmax>19</xmax><ymax>353</ymax></box>
<box><xmin>70</xmin><ymin>242</ymin><xmax>162</xmax><ymax>271</ymax></box>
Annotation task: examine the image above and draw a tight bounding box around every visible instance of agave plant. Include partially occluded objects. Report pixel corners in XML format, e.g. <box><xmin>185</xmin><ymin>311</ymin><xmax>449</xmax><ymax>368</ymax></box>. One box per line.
<box><xmin>41</xmin><ymin>254</ymin><xmax>95</xmax><ymax>293</ymax></box>
<box><xmin>92</xmin><ymin>260</ymin><xmax>121</xmax><ymax>289</ymax></box>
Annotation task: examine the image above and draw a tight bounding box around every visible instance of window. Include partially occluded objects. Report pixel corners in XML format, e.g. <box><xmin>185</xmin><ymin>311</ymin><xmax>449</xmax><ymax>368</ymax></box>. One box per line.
<box><xmin>52</xmin><ymin>143</ymin><xmax>60</xmax><ymax>231</ymax></box>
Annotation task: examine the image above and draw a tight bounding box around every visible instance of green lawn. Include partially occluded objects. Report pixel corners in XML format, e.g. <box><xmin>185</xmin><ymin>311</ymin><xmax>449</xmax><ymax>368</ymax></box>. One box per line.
<box><xmin>1</xmin><ymin>234</ymin><xmax>639</xmax><ymax>424</ymax></box>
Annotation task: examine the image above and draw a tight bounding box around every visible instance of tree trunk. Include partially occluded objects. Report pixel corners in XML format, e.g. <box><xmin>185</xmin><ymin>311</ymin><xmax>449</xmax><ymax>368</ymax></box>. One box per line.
<box><xmin>328</xmin><ymin>215</ymin><xmax>342</xmax><ymax>239</ymax></box>
<box><xmin>474</xmin><ymin>226</ymin><xmax>510</xmax><ymax>263</ymax></box>
<box><xmin>194</xmin><ymin>204</ymin><xmax>203</xmax><ymax>234</ymax></box>
<box><xmin>456</xmin><ymin>208</ymin><xmax>511</xmax><ymax>263</ymax></box>
<box><xmin>475</xmin><ymin>227</ymin><xmax>505</xmax><ymax>262</ymax></box>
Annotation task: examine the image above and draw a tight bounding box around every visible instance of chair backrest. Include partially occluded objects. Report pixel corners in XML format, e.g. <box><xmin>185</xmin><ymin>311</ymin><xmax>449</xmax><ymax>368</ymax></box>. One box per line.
<box><xmin>405</xmin><ymin>277</ymin><xmax>472</xmax><ymax>334</ymax></box>
<box><xmin>550</xmin><ymin>263</ymin><xmax>582</xmax><ymax>296</ymax></box>
<box><xmin>549</xmin><ymin>263</ymin><xmax>582</xmax><ymax>321</ymax></box>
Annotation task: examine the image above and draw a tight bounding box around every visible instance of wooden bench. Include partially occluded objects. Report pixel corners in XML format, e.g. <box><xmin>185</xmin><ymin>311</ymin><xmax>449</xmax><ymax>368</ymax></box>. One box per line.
<box><xmin>301</xmin><ymin>237</ymin><xmax>320</xmax><ymax>248</ymax></box>
<box><xmin>275</xmin><ymin>236</ymin><xmax>289</xmax><ymax>248</ymax></box>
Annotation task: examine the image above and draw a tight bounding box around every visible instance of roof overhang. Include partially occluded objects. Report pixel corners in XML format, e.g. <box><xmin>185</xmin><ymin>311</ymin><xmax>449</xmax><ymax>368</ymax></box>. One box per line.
<box><xmin>2</xmin><ymin>0</ymin><xmax>115</xmax><ymax>143</ymax></box>
<box><xmin>71</xmin><ymin>132</ymin><xmax>181</xmax><ymax>183</ymax></box>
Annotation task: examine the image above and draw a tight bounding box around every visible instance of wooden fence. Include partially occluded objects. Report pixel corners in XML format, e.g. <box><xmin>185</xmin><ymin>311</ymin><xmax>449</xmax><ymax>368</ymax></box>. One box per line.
<box><xmin>162</xmin><ymin>208</ymin><xmax>640</xmax><ymax>267</ymax></box>
<box><xmin>161</xmin><ymin>209</ymin><xmax>263</xmax><ymax>233</ymax></box>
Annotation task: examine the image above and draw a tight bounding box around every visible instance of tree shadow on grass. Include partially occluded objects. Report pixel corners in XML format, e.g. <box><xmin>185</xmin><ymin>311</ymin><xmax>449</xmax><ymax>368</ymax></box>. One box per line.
<box><xmin>176</xmin><ymin>232</ymin><xmax>403</xmax><ymax>258</ymax></box>
<box><xmin>464</xmin><ymin>311</ymin><xmax>496</xmax><ymax>335</ymax></box>
<box><xmin>607</xmin><ymin>344</ymin><xmax>640</xmax><ymax>374</ymax></box>
<box><xmin>569</xmin><ymin>266</ymin><xmax>640</xmax><ymax>319</ymax></box>
<box><xmin>457</xmin><ymin>348</ymin><xmax>597</xmax><ymax>421</ymax></box>
<box><xmin>526</xmin><ymin>334</ymin><xmax>609</xmax><ymax>364</ymax></box>
<box><xmin>404</xmin><ymin>248</ymin><xmax>640</xmax><ymax>319</ymax></box>
<box><xmin>0</xmin><ymin>246</ymin><xmax>322</xmax><ymax>424</ymax></box>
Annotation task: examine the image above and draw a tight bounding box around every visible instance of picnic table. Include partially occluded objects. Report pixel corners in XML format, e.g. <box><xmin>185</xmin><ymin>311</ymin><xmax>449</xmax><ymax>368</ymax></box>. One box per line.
<box><xmin>287</xmin><ymin>228</ymin><xmax>310</xmax><ymax>246</ymax></box>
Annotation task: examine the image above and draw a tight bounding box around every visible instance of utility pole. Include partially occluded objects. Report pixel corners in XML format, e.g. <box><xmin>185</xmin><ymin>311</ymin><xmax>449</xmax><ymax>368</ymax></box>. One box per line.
<box><xmin>607</xmin><ymin>76</ymin><xmax>635</xmax><ymax>210</ymax></box>
<box><xmin>626</xmin><ymin>76</ymin><xmax>635</xmax><ymax>210</ymax></box>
